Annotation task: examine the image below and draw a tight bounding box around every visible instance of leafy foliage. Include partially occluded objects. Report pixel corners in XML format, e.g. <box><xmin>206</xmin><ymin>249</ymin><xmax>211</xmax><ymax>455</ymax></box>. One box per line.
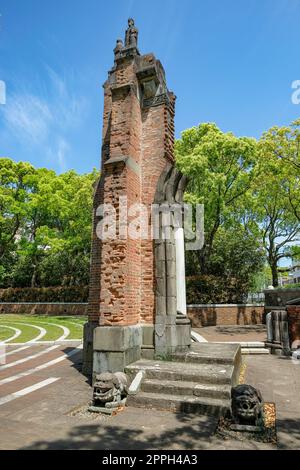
<box><xmin>176</xmin><ymin>121</ymin><xmax>300</xmax><ymax>298</ymax></box>
<box><xmin>0</xmin><ymin>157</ymin><xmax>98</xmax><ymax>288</ymax></box>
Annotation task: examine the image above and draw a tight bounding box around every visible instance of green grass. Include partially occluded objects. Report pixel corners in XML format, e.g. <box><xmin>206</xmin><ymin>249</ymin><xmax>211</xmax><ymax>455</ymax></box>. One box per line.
<box><xmin>0</xmin><ymin>322</ymin><xmax>40</xmax><ymax>343</ymax></box>
<box><xmin>0</xmin><ymin>327</ymin><xmax>15</xmax><ymax>342</ymax></box>
<box><xmin>0</xmin><ymin>315</ymin><xmax>86</xmax><ymax>343</ymax></box>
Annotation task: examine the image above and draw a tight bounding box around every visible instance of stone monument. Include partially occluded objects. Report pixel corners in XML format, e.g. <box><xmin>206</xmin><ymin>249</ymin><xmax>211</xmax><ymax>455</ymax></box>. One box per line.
<box><xmin>83</xmin><ymin>20</ymin><xmax>191</xmax><ymax>377</ymax></box>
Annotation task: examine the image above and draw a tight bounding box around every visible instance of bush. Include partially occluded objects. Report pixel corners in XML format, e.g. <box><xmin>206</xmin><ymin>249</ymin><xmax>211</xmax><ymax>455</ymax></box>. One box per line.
<box><xmin>282</xmin><ymin>283</ymin><xmax>300</xmax><ymax>289</ymax></box>
<box><xmin>0</xmin><ymin>286</ymin><xmax>89</xmax><ymax>303</ymax></box>
<box><xmin>186</xmin><ymin>275</ymin><xmax>249</xmax><ymax>304</ymax></box>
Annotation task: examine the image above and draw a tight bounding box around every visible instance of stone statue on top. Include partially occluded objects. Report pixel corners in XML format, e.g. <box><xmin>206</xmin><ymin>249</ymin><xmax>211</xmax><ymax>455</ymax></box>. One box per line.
<box><xmin>125</xmin><ymin>18</ymin><xmax>138</xmax><ymax>47</ymax></box>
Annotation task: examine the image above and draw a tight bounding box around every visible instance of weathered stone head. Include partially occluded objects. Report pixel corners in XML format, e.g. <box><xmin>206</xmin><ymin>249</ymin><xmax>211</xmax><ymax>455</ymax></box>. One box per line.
<box><xmin>93</xmin><ymin>372</ymin><xmax>128</xmax><ymax>407</ymax></box>
<box><xmin>231</xmin><ymin>384</ymin><xmax>263</xmax><ymax>426</ymax></box>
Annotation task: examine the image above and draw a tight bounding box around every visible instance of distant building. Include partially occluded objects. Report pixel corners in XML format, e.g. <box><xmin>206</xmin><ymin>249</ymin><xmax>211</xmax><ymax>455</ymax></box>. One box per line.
<box><xmin>290</xmin><ymin>260</ymin><xmax>300</xmax><ymax>284</ymax></box>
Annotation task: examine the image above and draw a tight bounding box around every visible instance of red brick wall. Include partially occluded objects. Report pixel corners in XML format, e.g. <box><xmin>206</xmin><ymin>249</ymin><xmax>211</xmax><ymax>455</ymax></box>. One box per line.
<box><xmin>287</xmin><ymin>305</ymin><xmax>300</xmax><ymax>345</ymax></box>
<box><xmin>87</xmin><ymin>48</ymin><xmax>175</xmax><ymax>327</ymax></box>
<box><xmin>187</xmin><ymin>304</ymin><xmax>265</xmax><ymax>327</ymax></box>
<box><xmin>139</xmin><ymin>101</ymin><xmax>175</xmax><ymax>324</ymax></box>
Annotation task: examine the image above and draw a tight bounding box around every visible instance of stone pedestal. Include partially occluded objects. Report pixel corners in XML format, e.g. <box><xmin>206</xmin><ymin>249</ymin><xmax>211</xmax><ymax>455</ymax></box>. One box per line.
<box><xmin>92</xmin><ymin>325</ymin><xmax>142</xmax><ymax>378</ymax></box>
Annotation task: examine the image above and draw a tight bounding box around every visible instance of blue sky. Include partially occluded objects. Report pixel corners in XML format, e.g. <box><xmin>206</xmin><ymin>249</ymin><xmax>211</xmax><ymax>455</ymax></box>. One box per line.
<box><xmin>0</xmin><ymin>0</ymin><xmax>299</xmax><ymax>174</ymax></box>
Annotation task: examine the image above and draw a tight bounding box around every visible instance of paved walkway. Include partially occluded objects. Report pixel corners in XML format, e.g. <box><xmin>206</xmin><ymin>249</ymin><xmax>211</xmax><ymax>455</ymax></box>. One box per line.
<box><xmin>0</xmin><ymin>343</ymin><xmax>298</xmax><ymax>450</ymax></box>
<box><xmin>195</xmin><ymin>325</ymin><xmax>267</xmax><ymax>343</ymax></box>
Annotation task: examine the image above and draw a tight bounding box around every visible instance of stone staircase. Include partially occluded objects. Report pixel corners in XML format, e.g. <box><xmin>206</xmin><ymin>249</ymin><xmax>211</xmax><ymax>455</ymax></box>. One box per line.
<box><xmin>126</xmin><ymin>343</ymin><xmax>241</xmax><ymax>417</ymax></box>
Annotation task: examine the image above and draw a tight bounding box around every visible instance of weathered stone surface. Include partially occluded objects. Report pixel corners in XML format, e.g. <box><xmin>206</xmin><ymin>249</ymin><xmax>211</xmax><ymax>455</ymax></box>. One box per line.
<box><xmin>265</xmin><ymin>310</ymin><xmax>291</xmax><ymax>355</ymax></box>
<box><xmin>92</xmin><ymin>371</ymin><xmax>128</xmax><ymax>408</ymax></box>
<box><xmin>93</xmin><ymin>325</ymin><xmax>142</xmax><ymax>352</ymax></box>
<box><xmin>231</xmin><ymin>384</ymin><xmax>264</xmax><ymax>426</ymax></box>
<box><xmin>125</xmin><ymin>347</ymin><xmax>240</xmax><ymax>416</ymax></box>
<box><xmin>93</xmin><ymin>347</ymin><xmax>141</xmax><ymax>375</ymax></box>
<box><xmin>142</xmin><ymin>324</ymin><xmax>154</xmax><ymax>346</ymax></box>
<box><xmin>82</xmin><ymin>321</ymin><xmax>98</xmax><ymax>375</ymax></box>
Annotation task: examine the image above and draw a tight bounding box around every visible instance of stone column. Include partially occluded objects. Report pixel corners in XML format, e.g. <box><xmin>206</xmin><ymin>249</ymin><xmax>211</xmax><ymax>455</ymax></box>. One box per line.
<box><xmin>175</xmin><ymin>227</ymin><xmax>187</xmax><ymax>316</ymax></box>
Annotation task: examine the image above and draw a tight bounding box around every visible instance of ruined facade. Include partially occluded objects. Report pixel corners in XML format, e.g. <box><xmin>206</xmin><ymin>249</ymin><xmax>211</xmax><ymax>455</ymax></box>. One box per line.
<box><xmin>83</xmin><ymin>20</ymin><xmax>190</xmax><ymax>375</ymax></box>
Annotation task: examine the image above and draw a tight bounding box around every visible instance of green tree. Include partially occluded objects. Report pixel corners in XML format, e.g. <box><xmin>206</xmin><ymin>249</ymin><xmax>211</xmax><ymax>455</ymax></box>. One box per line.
<box><xmin>0</xmin><ymin>157</ymin><xmax>98</xmax><ymax>288</ymax></box>
<box><xmin>175</xmin><ymin>123</ymin><xmax>259</xmax><ymax>273</ymax></box>
<box><xmin>254</xmin><ymin>121</ymin><xmax>300</xmax><ymax>286</ymax></box>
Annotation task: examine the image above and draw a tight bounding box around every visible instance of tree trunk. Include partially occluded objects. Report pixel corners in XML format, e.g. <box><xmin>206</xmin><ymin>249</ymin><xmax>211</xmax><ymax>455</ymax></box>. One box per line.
<box><xmin>31</xmin><ymin>263</ymin><xmax>37</xmax><ymax>288</ymax></box>
<box><xmin>270</xmin><ymin>261</ymin><xmax>279</xmax><ymax>287</ymax></box>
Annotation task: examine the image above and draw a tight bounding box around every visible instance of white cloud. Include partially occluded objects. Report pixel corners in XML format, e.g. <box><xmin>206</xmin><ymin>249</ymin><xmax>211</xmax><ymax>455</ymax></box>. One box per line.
<box><xmin>0</xmin><ymin>66</ymin><xmax>88</xmax><ymax>171</ymax></box>
<box><xmin>3</xmin><ymin>93</ymin><xmax>52</xmax><ymax>144</ymax></box>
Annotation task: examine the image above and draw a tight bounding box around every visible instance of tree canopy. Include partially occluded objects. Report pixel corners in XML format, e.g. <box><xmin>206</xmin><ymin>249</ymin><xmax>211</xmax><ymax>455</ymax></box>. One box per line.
<box><xmin>1</xmin><ymin>119</ymin><xmax>299</xmax><ymax>301</ymax></box>
<box><xmin>0</xmin><ymin>157</ymin><xmax>98</xmax><ymax>288</ymax></box>
<box><xmin>176</xmin><ymin>121</ymin><xmax>300</xmax><ymax>295</ymax></box>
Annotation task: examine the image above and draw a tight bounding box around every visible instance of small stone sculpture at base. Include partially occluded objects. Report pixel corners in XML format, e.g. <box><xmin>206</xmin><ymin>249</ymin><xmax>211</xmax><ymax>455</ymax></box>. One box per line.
<box><xmin>90</xmin><ymin>372</ymin><xmax>128</xmax><ymax>413</ymax></box>
<box><xmin>231</xmin><ymin>384</ymin><xmax>264</xmax><ymax>428</ymax></box>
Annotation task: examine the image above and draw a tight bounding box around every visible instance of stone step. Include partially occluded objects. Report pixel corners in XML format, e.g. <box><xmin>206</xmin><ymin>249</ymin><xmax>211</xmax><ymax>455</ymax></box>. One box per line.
<box><xmin>126</xmin><ymin>359</ymin><xmax>234</xmax><ymax>385</ymax></box>
<box><xmin>142</xmin><ymin>378</ymin><xmax>231</xmax><ymax>399</ymax></box>
<box><xmin>127</xmin><ymin>391</ymin><xmax>230</xmax><ymax>417</ymax></box>
<box><xmin>173</xmin><ymin>342</ymin><xmax>241</xmax><ymax>366</ymax></box>
<box><xmin>241</xmin><ymin>348</ymin><xmax>270</xmax><ymax>355</ymax></box>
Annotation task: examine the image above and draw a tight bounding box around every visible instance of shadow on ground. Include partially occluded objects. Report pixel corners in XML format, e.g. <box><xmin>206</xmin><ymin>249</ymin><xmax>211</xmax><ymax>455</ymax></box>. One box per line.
<box><xmin>20</xmin><ymin>410</ymin><xmax>273</xmax><ymax>450</ymax></box>
<box><xmin>216</xmin><ymin>325</ymin><xmax>266</xmax><ymax>336</ymax></box>
<box><xmin>276</xmin><ymin>416</ymin><xmax>300</xmax><ymax>449</ymax></box>
<box><xmin>21</xmin><ymin>412</ymin><xmax>214</xmax><ymax>450</ymax></box>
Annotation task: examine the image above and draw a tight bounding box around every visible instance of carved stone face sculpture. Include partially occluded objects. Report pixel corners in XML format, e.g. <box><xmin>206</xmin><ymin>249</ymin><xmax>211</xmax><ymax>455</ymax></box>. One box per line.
<box><xmin>92</xmin><ymin>371</ymin><xmax>128</xmax><ymax>407</ymax></box>
<box><xmin>231</xmin><ymin>384</ymin><xmax>263</xmax><ymax>425</ymax></box>
<box><xmin>93</xmin><ymin>372</ymin><xmax>117</xmax><ymax>404</ymax></box>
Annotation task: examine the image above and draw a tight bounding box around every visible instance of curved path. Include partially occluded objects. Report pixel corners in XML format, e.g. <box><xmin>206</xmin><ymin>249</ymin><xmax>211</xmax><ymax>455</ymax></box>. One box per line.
<box><xmin>27</xmin><ymin>321</ymin><xmax>70</xmax><ymax>341</ymax></box>
<box><xmin>1</xmin><ymin>322</ymin><xmax>47</xmax><ymax>343</ymax></box>
<box><xmin>1</xmin><ymin>321</ymin><xmax>70</xmax><ymax>342</ymax></box>
<box><xmin>1</xmin><ymin>326</ymin><xmax>22</xmax><ymax>344</ymax></box>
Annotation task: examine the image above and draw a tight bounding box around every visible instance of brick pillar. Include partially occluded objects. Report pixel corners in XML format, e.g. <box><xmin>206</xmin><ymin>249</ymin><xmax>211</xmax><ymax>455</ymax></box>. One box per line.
<box><xmin>83</xmin><ymin>23</ymin><xmax>177</xmax><ymax>375</ymax></box>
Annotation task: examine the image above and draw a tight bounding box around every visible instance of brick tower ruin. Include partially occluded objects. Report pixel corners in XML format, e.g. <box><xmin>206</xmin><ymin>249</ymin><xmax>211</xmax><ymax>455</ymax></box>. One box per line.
<box><xmin>83</xmin><ymin>19</ymin><xmax>191</xmax><ymax>376</ymax></box>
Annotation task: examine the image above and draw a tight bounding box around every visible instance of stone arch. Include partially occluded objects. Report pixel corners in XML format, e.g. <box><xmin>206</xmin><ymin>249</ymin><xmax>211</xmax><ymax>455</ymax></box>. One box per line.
<box><xmin>153</xmin><ymin>163</ymin><xmax>191</xmax><ymax>356</ymax></box>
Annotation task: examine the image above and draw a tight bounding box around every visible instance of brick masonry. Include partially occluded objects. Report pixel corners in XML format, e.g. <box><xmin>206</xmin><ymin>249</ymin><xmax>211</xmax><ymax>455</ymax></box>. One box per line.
<box><xmin>187</xmin><ymin>304</ymin><xmax>265</xmax><ymax>327</ymax></box>
<box><xmin>87</xmin><ymin>39</ymin><xmax>175</xmax><ymax>328</ymax></box>
<box><xmin>287</xmin><ymin>305</ymin><xmax>300</xmax><ymax>345</ymax></box>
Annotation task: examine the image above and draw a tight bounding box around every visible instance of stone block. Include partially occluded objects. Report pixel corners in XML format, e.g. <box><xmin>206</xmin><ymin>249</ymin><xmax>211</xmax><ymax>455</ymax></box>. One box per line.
<box><xmin>142</xmin><ymin>324</ymin><xmax>154</xmax><ymax>346</ymax></box>
<box><xmin>155</xmin><ymin>314</ymin><xmax>177</xmax><ymax>326</ymax></box>
<box><xmin>93</xmin><ymin>325</ymin><xmax>142</xmax><ymax>352</ymax></box>
<box><xmin>82</xmin><ymin>321</ymin><xmax>98</xmax><ymax>375</ymax></box>
<box><xmin>93</xmin><ymin>346</ymin><xmax>141</xmax><ymax>375</ymax></box>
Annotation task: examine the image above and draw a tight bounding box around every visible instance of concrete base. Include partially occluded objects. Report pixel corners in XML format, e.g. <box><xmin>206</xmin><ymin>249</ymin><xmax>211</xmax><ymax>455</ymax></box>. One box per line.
<box><xmin>93</xmin><ymin>325</ymin><xmax>142</xmax><ymax>378</ymax></box>
<box><xmin>141</xmin><ymin>324</ymin><xmax>155</xmax><ymax>359</ymax></box>
<box><xmin>155</xmin><ymin>314</ymin><xmax>191</xmax><ymax>357</ymax></box>
<box><xmin>82</xmin><ymin>321</ymin><xmax>98</xmax><ymax>376</ymax></box>
<box><xmin>83</xmin><ymin>319</ymin><xmax>191</xmax><ymax>377</ymax></box>
<box><xmin>175</xmin><ymin>313</ymin><xmax>192</xmax><ymax>352</ymax></box>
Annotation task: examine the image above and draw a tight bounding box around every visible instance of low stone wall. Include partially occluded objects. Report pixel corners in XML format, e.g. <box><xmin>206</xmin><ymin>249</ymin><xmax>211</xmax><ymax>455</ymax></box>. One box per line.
<box><xmin>0</xmin><ymin>302</ymin><xmax>265</xmax><ymax>325</ymax></box>
<box><xmin>187</xmin><ymin>304</ymin><xmax>265</xmax><ymax>327</ymax></box>
<box><xmin>264</xmin><ymin>288</ymin><xmax>300</xmax><ymax>308</ymax></box>
<box><xmin>0</xmin><ymin>302</ymin><xmax>88</xmax><ymax>316</ymax></box>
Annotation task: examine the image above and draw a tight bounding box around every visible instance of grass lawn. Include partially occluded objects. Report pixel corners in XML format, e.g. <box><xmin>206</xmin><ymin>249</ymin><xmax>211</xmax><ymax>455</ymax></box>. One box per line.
<box><xmin>0</xmin><ymin>328</ymin><xmax>15</xmax><ymax>342</ymax></box>
<box><xmin>0</xmin><ymin>315</ymin><xmax>86</xmax><ymax>343</ymax></box>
